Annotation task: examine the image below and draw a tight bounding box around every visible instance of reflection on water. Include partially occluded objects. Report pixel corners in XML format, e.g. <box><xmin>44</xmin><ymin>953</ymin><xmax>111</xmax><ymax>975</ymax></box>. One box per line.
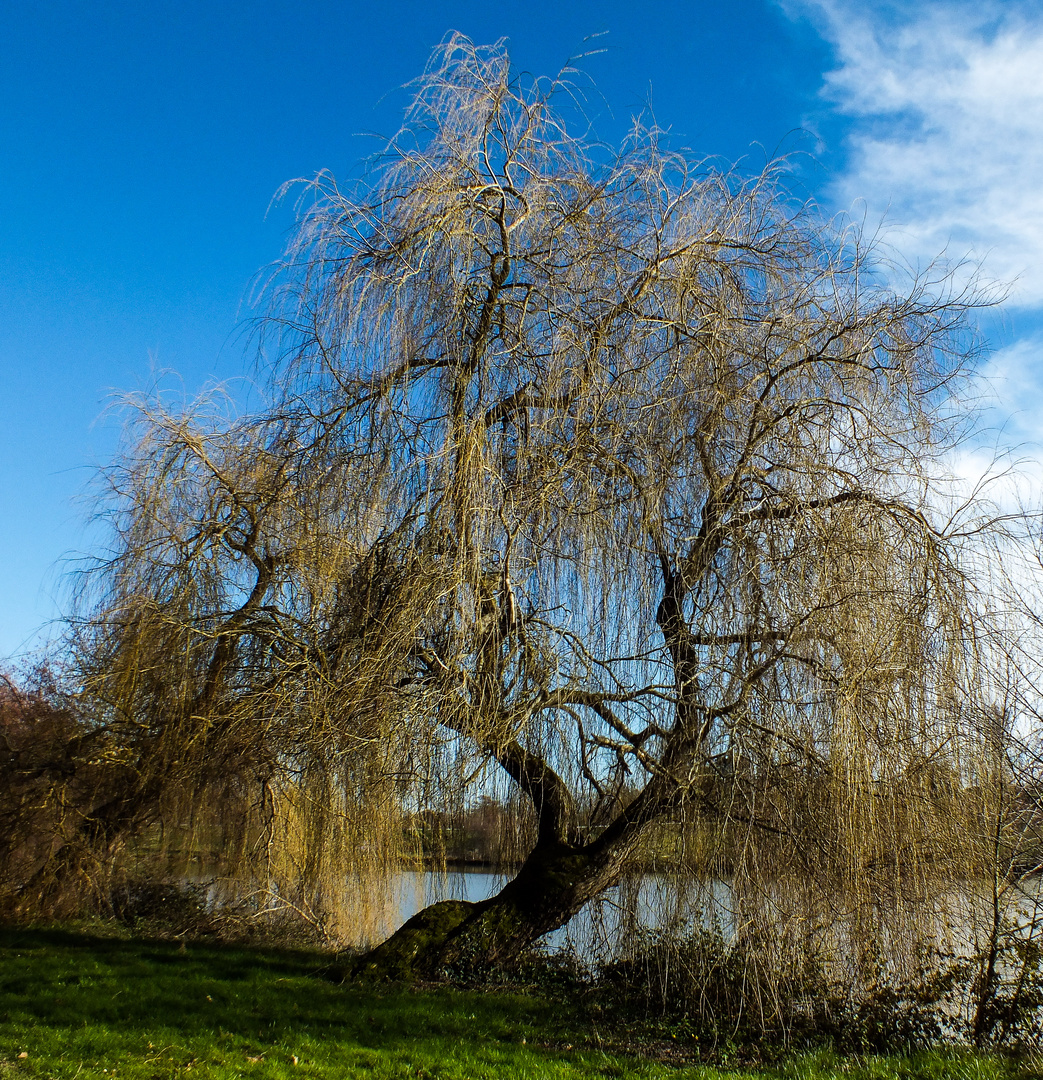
<box><xmin>378</xmin><ymin>869</ymin><xmax>1043</xmax><ymax>977</ymax></box>
<box><xmin>388</xmin><ymin>869</ymin><xmax>734</xmax><ymax>962</ymax></box>
<box><xmin>192</xmin><ymin>865</ymin><xmax>1043</xmax><ymax>983</ymax></box>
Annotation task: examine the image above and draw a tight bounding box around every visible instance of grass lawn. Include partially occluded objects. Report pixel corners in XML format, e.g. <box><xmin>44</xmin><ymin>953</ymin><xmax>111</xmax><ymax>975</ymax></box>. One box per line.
<box><xmin>0</xmin><ymin>926</ymin><xmax>1037</xmax><ymax>1079</ymax></box>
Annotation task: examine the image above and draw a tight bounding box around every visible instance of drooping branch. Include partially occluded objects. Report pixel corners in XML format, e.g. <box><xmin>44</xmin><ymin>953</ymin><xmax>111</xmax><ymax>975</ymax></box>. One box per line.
<box><xmin>46</xmin><ymin>37</ymin><xmax>1012</xmax><ymax>977</ymax></box>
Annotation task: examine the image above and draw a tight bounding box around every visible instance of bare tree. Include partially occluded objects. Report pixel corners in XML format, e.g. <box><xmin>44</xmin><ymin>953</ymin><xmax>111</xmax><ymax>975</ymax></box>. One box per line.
<box><xmin>58</xmin><ymin>37</ymin><xmax>1012</xmax><ymax>976</ymax></box>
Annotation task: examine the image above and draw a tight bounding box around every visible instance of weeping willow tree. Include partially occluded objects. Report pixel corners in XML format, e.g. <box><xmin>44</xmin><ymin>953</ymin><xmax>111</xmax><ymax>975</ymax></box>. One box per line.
<box><xmin>45</xmin><ymin>36</ymin><xmax>1020</xmax><ymax>975</ymax></box>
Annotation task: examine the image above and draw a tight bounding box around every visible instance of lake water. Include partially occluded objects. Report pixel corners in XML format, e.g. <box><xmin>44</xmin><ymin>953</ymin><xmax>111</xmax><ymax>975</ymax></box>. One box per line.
<box><xmin>196</xmin><ymin>863</ymin><xmax>1043</xmax><ymax>982</ymax></box>
<box><xmin>369</xmin><ymin>868</ymin><xmax>1043</xmax><ymax>976</ymax></box>
<box><xmin>383</xmin><ymin>868</ymin><xmax>734</xmax><ymax>961</ymax></box>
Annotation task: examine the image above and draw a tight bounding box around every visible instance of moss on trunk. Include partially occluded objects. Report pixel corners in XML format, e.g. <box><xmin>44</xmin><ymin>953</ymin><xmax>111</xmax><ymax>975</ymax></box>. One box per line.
<box><xmin>351</xmin><ymin>899</ymin><xmax>477</xmax><ymax>980</ymax></box>
<box><xmin>351</xmin><ymin>841</ymin><xmax>628</xmax><ymax>981</ymax></box>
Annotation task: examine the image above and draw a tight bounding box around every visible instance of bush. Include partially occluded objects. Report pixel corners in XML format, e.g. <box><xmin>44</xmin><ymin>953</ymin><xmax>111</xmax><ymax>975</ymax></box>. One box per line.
<box><xmin>0</xmin><ymin>673</ymin><xmax>120</xmax><ymax>918</ymax></box>
<box><xmin>591</xmin><ymin>927</ymin><xmax>1015</xmax><ymax>1055</ymax></box>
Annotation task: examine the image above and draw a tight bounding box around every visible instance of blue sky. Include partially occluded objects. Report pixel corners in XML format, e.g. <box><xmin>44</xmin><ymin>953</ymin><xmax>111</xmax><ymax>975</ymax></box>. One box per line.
<box><xmin>2</xmin><ymin>0</ymin><xmax>1042</xmax><ymax>661</ymax></box>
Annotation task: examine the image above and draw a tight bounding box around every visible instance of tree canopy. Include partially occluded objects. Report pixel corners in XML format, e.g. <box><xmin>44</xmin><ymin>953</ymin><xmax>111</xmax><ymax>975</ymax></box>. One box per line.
<box><xmin>13</xmin><ymin>37</ymin><xmax>1027</xmax><ymax>980</ymax></box>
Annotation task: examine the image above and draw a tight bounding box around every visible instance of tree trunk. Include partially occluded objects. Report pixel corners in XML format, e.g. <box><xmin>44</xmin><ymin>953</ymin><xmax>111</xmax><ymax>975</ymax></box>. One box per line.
<box><xmin>351</xmin><ymin>834</ymin><xmax>632</xmax><ymax>980</ymax></box>
<box><xmin>349</xmin><ymin>751</ymin><xmax>686</xmax><ymax>981</ymax></box>
<box><xmin>349</xmin><ymin>691</ymin><xmax>690</xmax><ymax>981</ymax></box>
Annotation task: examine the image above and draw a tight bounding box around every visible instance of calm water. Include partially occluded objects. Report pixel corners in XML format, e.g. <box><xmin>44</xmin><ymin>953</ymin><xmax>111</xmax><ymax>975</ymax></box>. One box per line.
<box><xmin>377</xmin><ymin>869</ymin><xmax>1043</xmax><ymax>968</ymax></box>
<box><xmin>384</xmin><ymin>868</ymin><xmax>733</xmax><ymax>960</ymax></box>
<box><xmin>195</xmin><ymin>865</ymin><xmax>1043</xmax><ymax>973</ymax></box>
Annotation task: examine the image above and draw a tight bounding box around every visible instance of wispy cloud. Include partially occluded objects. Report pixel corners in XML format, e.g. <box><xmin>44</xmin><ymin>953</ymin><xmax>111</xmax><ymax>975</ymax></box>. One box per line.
<box><xmin>977</xmin><ymin>336</ymin><xmax>1043</xmax><ymax>447</ymax></box>
<box><xmin>946</xmin><ymin>333</ymin><xmax>1043</xmax><ymax>508</ymax></box>
<box><xmin>792</xmin><ymin>0</ymin><xmax>1043</xmax><ymax>307</ymax></box>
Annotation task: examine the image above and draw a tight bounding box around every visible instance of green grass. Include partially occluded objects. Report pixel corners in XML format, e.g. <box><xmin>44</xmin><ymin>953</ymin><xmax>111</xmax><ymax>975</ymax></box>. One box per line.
<box><xmin>0</xmin><ymin>927</ymin><xmax>1037</xmax><ymax>1079</ymax></box>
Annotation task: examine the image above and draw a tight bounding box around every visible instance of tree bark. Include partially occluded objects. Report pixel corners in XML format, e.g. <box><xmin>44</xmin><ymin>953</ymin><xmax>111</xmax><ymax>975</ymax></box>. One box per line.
<box><xmin>350</xmin><ymin>736</ymin><xmax>682</xmax><ymax>980</ymax></box>
<box><xmin>351</xmin><ymin>831</ymin><xmax>637</xmax><ymax>980</ymax></box>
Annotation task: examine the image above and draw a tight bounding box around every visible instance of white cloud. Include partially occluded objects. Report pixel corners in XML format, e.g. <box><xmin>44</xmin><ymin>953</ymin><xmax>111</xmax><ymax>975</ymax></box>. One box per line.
<box><xmin>976</xmin><ymin>335</ymin><xmax>1043</xmax><ymax>447</ymax></box>
<box><xmin>794</xmin><ymin>0</ymin><xmax>1043</xmax><ymax>307</ymax></box>
<box><xmin>946</xmin><ymin>335</ymin><xmax>1043</xmax><ymax>511</ymax></box>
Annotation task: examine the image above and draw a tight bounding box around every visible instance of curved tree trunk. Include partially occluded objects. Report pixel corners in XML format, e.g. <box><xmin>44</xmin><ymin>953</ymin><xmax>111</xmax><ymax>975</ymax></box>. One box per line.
<box><xmin>351</xmin><ymin>754</ymin><xmax>678</xmax><ymax>979</ymax></box>
<box><xmin>354</xmin><ymin>842</ymin><xmax>608</xmax><ymax>980</ymax></box>
<box><xmin>353</xmin><ymin>545</ymin><xmax>708</xmax><ymax>982</ymax></box>
<box><xmin>352</xmin><ymin>839</ymin><xmax>629</xmax><ymax>979</ymax></box>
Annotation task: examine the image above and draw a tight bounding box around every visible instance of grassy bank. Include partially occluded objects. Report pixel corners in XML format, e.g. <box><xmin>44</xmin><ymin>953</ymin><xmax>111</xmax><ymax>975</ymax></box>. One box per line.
<box><xmin>0</xmin><ymin>926</ymin><xmax>1036</xmax><ymax>1079</ymax></box>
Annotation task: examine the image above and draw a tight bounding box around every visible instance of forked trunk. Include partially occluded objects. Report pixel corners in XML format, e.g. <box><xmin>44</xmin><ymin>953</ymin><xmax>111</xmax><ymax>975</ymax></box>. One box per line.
<box><xmin>350</xmin><ymin>721</ymin><xmax>688</xmax><ymax>980</ymax></box>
